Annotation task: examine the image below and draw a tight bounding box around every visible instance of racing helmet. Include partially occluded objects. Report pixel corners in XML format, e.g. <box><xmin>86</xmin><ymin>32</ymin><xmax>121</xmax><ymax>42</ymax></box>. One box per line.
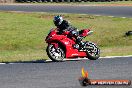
<box><xmin>53</xmin><ymin>15</ymin><xmax>63</xmax><ymax>26</ymax></box>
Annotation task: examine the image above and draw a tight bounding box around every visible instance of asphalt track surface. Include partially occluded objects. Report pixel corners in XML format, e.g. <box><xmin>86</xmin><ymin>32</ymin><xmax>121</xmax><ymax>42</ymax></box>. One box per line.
<box><xmin>0</xmin><ymin>5</ymin><xmax>132</xmax><ymax>17</ymax></box>
<box><xmin>0</xmin><ymin>57</ymin><xmax>132</xmax><ymax>88</ymax></box>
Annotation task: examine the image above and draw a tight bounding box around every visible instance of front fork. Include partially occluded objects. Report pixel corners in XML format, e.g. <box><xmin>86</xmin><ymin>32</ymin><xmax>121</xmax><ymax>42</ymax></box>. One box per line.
<box><xmin>49</xmin><ymin>43</ymin><xmax>59</xmax><ymax>49</ymax></box>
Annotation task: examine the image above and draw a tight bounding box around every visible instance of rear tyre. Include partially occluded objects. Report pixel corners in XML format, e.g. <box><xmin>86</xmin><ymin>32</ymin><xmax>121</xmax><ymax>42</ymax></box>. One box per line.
<box><xmin>86</xmin><ymin>42</ymin><xmax>100</xmax><ymax>60</ymax></box>
<box><xmin>46</xmin><ymin>44</ymin><xmax>65</xmax><ymax>62</ymax></box>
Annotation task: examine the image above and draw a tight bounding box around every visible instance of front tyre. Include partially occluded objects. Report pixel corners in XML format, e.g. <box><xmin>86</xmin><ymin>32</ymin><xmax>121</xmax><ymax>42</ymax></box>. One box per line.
<box><xmin>46</xmin><ymin>44</ymin><xmax>65</xmax><ymax>62</ymax></box>
<box><xmin>86</xmin><ymin>42</ymin><xmax>100</xmax><ymax>60</ymax></box>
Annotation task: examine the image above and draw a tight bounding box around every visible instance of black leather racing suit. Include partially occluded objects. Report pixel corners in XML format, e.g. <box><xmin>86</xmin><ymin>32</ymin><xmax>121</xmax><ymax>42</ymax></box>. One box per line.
<box><xmin>57</xmin><ymin>20</ymin><xmax>83</xmax><ymax>46</ymax></box>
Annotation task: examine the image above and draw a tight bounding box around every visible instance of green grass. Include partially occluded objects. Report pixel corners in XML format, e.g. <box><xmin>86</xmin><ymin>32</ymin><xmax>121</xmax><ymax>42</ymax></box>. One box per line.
<box><xmin>0</xmin><ymin>11</ymin><xmax>132</xmax><ymax>62</ymax></box>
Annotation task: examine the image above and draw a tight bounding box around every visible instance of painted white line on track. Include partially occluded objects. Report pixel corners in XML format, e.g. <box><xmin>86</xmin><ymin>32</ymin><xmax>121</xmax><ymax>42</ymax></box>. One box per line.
<box><xmin>0</xmin><ymin>55</ymin><xmax>131</xmax><ymax>64</ymax></box>
<box><xmin>108</xmin><ymin>16</ymin><xmax>114</xmax><ymax>18</ymax></box>
<box><xmin>0</xmin><ymin>63</ymin><xmax>6</xmax><ymax>65</ymax></box>
<box><xmin>46</xmin><ymin>55</ymin><xmax>132</xmax><ymax>61</ymax></box>
<box><xmin>46</xmin><ymin>60</ymin><xmax>52</xmax><ymax>62</ymax></box>
<box><xmin>100</xmin><ymin>55</ymin><xmax>132</xmax><ymax>59</ymax></box>
<box><xmin>122</xmin><ymin>17</ymin><xmax>126</xmax><ymax>19</ymax></box>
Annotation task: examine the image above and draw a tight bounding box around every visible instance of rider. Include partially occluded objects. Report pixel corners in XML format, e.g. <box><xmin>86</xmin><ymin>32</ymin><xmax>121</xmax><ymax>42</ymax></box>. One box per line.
<box><xmin>53</xmin><ymin>15</ymin><xmax>84</xmax><ymax>49</ymax></box>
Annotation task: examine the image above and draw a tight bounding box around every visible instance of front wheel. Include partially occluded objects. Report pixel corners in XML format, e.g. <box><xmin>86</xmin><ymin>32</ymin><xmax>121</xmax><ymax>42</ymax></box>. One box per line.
<box><xmin>46</xmin><ymin>44</ymin><xmax>65</xmax><ymax>62</ymax></box>
<box><xmin>85</xmin><ymin>42</ymin><xmax>100</xmax><ymax>60</ymax></box>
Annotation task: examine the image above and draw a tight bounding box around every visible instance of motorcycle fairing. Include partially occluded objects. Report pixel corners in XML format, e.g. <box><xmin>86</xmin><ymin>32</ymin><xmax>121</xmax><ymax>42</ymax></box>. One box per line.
<box><xmin>48</xmin><ymin>35</ymin><xmax>87</xmax><ymax>58</ymax></box>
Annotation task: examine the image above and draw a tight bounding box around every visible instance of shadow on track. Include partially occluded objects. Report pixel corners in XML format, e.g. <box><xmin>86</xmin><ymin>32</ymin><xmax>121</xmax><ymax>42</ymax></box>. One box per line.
<box><xmin>3</xmin><ymin>58</ymin><xmax>84</xmax><ymax>64</ymax></box>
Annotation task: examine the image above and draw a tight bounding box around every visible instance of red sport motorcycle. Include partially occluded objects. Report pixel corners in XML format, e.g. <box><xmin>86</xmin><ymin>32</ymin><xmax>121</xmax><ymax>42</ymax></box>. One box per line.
<box><xmin>45</xmin><ymin>28</ymin><xmax>100</xmax><ymax>62</ymax></box>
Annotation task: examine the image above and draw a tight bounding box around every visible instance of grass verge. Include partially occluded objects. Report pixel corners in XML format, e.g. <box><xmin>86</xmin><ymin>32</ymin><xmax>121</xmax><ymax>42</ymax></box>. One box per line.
<box><xmin>0</xmin><ymin>11</ymin><xmax>131</xmax><ymax>62</ymax></box>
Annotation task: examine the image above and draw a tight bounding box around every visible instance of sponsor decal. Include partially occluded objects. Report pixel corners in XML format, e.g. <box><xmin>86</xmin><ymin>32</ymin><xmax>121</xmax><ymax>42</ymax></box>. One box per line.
<box><xmin>78</xmin><ymin>67</ymin><xmax>131</xmax><ymax>86</ymax></box>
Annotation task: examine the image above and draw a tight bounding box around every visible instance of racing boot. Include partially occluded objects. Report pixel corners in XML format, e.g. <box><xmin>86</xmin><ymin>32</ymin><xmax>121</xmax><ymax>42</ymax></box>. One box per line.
<box><xmin>76</xmin><ymin>36</ymin><xmax>85</xmax><ymax>50</ymax></box>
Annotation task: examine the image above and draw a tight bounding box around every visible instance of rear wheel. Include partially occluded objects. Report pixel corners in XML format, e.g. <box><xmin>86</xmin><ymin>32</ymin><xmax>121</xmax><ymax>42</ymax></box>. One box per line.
<box><xmin>86</xmin><ymin>42</ymin><xmax>100</xmax><ymax>60</ymax></box>
<box><xmin>46</xmin><ymin>44</ymin><xmax>65</xmax><ymax>62</ymax></box>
